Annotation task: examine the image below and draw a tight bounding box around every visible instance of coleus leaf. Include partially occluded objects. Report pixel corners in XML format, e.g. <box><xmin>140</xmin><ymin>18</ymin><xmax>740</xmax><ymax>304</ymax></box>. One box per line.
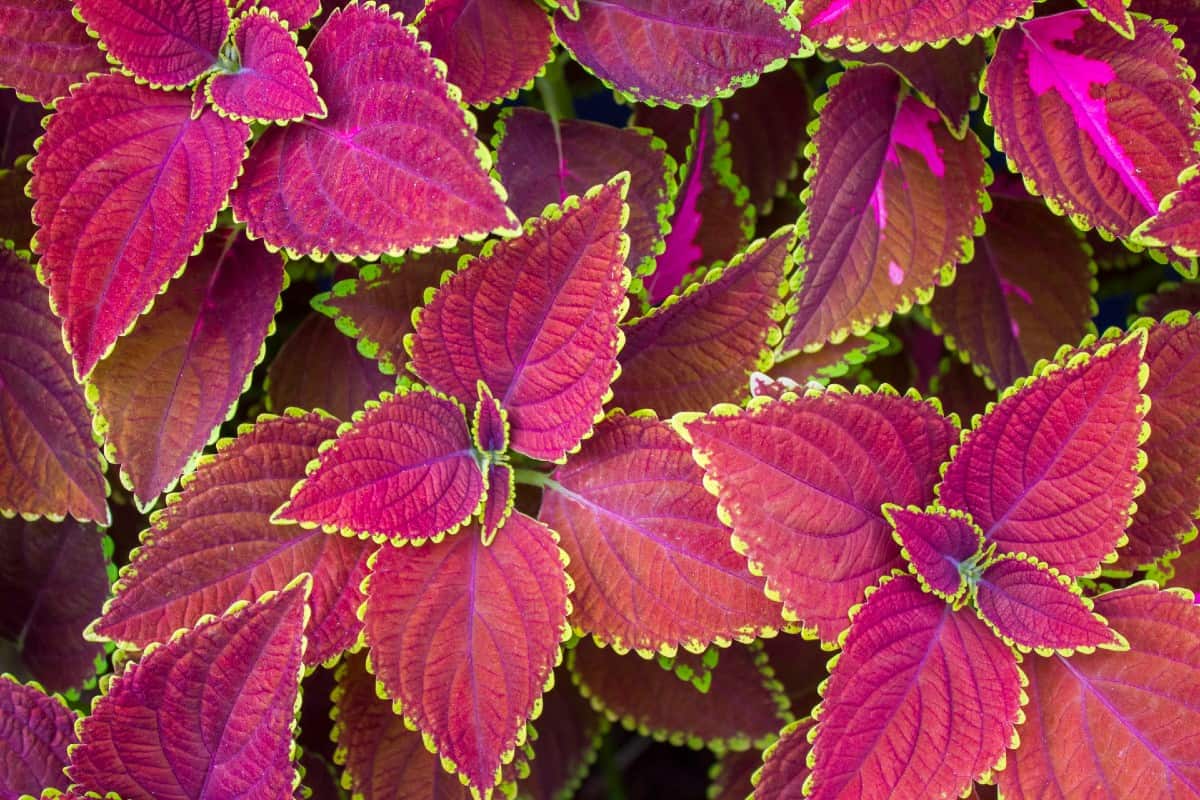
<box><xmin>1083</xmin><ymin>0</ymin><xmax>1135</xmax><ymax>35</ymax></box>
<box><xmin>88</xmin><ymin>227</ymin><xmax>284</xmax><ymax>508</ymax></box>
<box><xmin>362</xmin><ymin>513</ymin><xmax>570</xmax><ymax>795</ymax></box>
<box><xmin>552</xmin><ymin>0</ymin><xmax>804</xmax><ymax>106</ymax></box>
<box><xmin>31</xmin><ymin>74</ymin><xmax>250</xmax><ymax>378</ymax></box>
<box><xmin>675</xmin><ymin>387</ymin><xmax>958</xmax><ymax>642</ymax></box>
<box><xmin>274</xmin><ymin>386</ymin><xmax>485</xmax><ymax>544</ymax></box>
<box><xmin>658</xmin><ymin>647</ymin><xmax>719</xmax><ymax>693</ymax></box>
<box><xmin>481</xmin><ymin>462</ymin><xmax>514</xmax><ymax>544</ymax></box>
<box><xmin>1132</xmin><ymin>0</ymin><xmax>1200</xmax><ymax>77</ymax></box>
<box><xmin>936</xmin><ymin>333</ymin><xmax>1148</xmax><ymax>576</ymax></box>
<box><xmin>1134</xmin><ymin>170</ymin><xmax>1200</xmax><ymax>259</ymax></box>
<box><xmin>764</xmin><ymin>331</ymin><xmax>893</xmax><ymax>391</ymax></box>
<box><xmin>1161</xmin><ymin>537</ymin><xmax>1200</xmax><ymax>592</ymax></box>
<box><xmin>0</xmin><ymin>0</ymin><xmax>107</xmax><ymax>104</ymax></box>
<box><xmin>249</xmin><ymin>0</ymin><xmax>321</xmax><ymax>29</ymax></box>
<box><xmin>709</xmin><ymin>747</ymin><xmax>763</xmax><ymax>800</ymax></box>
<box><xmin>205</xmin><ymin>9</ymin><xmax>326</xmax><ymax>123</ymax></box>
<box><xmin>984</xmin><ymin>10</ymin><xmax>1198</xmax><ymax>239</ymax></box>
<box><xmin>998</xmin><ymin>583</ymin><xmax>1200</xmax><ymax>799</ymax></box>
<box><xmin>92</xmin><ymin>411</ymin><xmax>372</xmax><ymax>667</ymax></box>
<box><xmin>409</xmin><ymin>178</ymin><xmax>630</xmax><ymax>462</ymax></box>
<box><xmin>493</xmin><ymin>107</ymin><xmax>674</xmax><ymax>276</ymax></box>
<box><xmin>1138</xmin><ymin>280</ymin><xmax>1200</xmax><ymax>319</ymax></box>
<box><xmin>69</xmin><ymin>577</ymin><xmax>310</xmax><ymax>800</ymax></box>
<box><xmin>797</xmin><ymin>0</ymin><xmax>1031</xmax><ymax>49</ymax></box>
<box><xmin>752</xmin><ymin>716</ymin><xmax>814</xmax><ymax>800</ymax></box>
<box><xmin>230</xmin><ymin>1</ymin><xmax>515</xmax><ymax>259</ymax></box>
<box><xmin>539</xmin><ymin>412</ymin><xmax>783</xmax><ymax>654</ymax></box>
<box><xmin>614</xmin><ymin>227</ymin><xmax>792</xmax><ymax>416</ymax></box>
<box><xmin>75</xmin><ymin>0</ymin><xmax>230</xmax><ymax>88</ymax></box>
<box><xmin>0</xmin><ymin>676</ymin><xmax>76</xmax><ymax>798</ymax></box>
<box><xmin>801</xmin><ymin>574</ymin><xmax>1024</xmax><ymax>800</ymax></box>
<box><xmin>473</xmin><ymin>381</ymin><xmax>509</xmax><ymax>455</ymax></box>
<box><xmin>780</xmin><ymin>65</ymin><xmax>987</xmax><ymax>355</ymax></box>
<box><xmin>883</xmin><ymin>504</ymin><xmax>984</xmax><ymax>604</ymax></box>
<box><xmin>517</xmin><ymin>671</ymin><xmax>608</xmax><ymax>800</ymax></box>
<box><xmin>0</xmin><ymin>247</ymin><xmax>107</xmax><ymax>523</ymax></box>
<box><xmin>418</xmin><ymin>0</ymin><xmax>554</xmax><ymax>106</ymax></box>
<box><xmin>629</xmin><ymin>104</ymin><xmax>694</xmax><ymax>164</ymax></box>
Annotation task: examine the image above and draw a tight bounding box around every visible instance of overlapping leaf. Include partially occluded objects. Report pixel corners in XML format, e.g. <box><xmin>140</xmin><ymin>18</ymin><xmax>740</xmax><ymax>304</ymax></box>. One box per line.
<box><xmin>1136</xmin><ymin>171</ymin><xmax>1200</xmax><ymax>258</ymax></box>
<box><xmin>0</xmin><ymin>677</ymin><xmax>76</xmax><ymax>798</ymax></box>
<box><xmin>709</xmin><ymin>748</ymin><xmax>763</xmax><ymax>800</ymax></box>
<box><xmin>0</xmin><ymin>0</ymin><xmax>107</xmax><ymax>104</ymax></box>
<box><xmin>753</xmin><ymin>716</ymin><xmax>814</xmax><ymax>800</ymax></box>
<box><xmin>251</xmin><ymin>0</ymin><xmax>321</xmax><ymax>29</ymax></box>
<box><xmin>1133</xmin><ymin>0</ymin><xmax>1200</xmax><ymax>76</ymax></box>
<box><xmin>517</xmin><ymin>672</ymin><xmax>608</xmax><ymax>800</ymax></box>
<box><xmin>798</xmin><ymin>0</ymin><xmax>1032</xmax><ymax>49</ymax></box>
<box><xmin>884</xmin><ymin>505</ymin><xmax>984</xmax><ymax>602</ymax></box>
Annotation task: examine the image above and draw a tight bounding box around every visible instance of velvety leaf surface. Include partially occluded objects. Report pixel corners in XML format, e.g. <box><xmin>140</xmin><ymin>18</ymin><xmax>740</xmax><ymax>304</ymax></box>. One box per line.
<box><xmin>928</xmin><ymin>188</ymin><xmax>1095</xmax><ymax>388</ymax></box>
<box><xmin>0</xmin><ymin>247</ymin><xmax>107</xmax><ymax>523</ymax></box>
<box><xmin>31</xmin><ymin>74</ymin><xmax>250</xmax><ymax>378</ymax></box>
<box><xmin>363</xmin><ymin>514</ymin><xmax>569</xmax><ymax>794</ymax></box>
<box><xmin>473</xmin><ymin>382</ymin><xmax>509</xmax><ymax>455</ymax></box>
<box><xmin>517</xmin><ymin>672</ymin><xmax>607</xmax><ymax>800</ymax></box>
<box><xmin>753</xmin><ymin>716</ymin><xmax>814</xmax><ymax>800</ymax></box>
<box><xmin>998</xmin><ymin>583</ymin><xmax>1200</xmax><ymax>800</ymax></box>
<box><xmin>0</xmin><ymin>677</ymin><xmax>76</xmax><ymax>798</ymax></box>
<box><xmin>765</xmin><ymin>332</ymin><xmax>892</xmax><ymax>389</ymax></box>
<box><xmin>0</xmin><ymin>0</ymin><xmax>107</xmax><ymax>104</ymax></box>
<box><xmin>69</xmin><ymin>580</ymin><xmax>309</xmax><ymax>800</ymax></box>
<box><xmin>252</xmin><ymin>0</ymin><xmax>321</xmax><ymax>29</ymax></box>
<box><xmin>494</xmin><ymin>107</ymin><xmax>672</xmax><ymax>275</ymax></box>
<box><xmin>0</xmin><ymin>518</ymin><xmax>107</xmax><ymax>691</ymax></box>
<box><xmin>419</xmin><ymin>0</ymin><xmax>553</xmax><ymax>106</ymax></box>
<box><xmin>782</xmin><ymin>65</ymin><xmax>986</xmax><ymax>355</ymax></box>
<box><xmin>937</xmin><ymin>335</ymin><xmax>1147</xmax><ymax>576</ymax></box>
<box><xmin>678</xmin><ymin>389</ymin><xmax>958</xmax><ymax>642</ymax></box>
<box><xmin>93</xmin><ymin>412</ymin><xmax>372</xmax><ymax>666</ymax></box>
<box><xmin>230</xmin><ymin>2</ymin><xmax>514</xmax><ymax>259</ymax></box>
<box><xmin>409</xmin><ymin>180</ymin><xmax>629</xmax><ymax>461</ymax></box>
<box><xmin>798</xmin><ymin>0</ymin><xmax>1032</xmax><ymax>49</ymax></box>
<box><xmin>89</xmin><ymin>228</ymin><xmax>284</xmax><ymax>507</ymax></box>
<box><xmin>0</xmin><ymin>91</ymin><xmax>42</xmax><ymax>168</ymax></box>
<box><xmin>985</xmin><ymin>11</ymin><xmax>1197</xmax><ymax>238</ymax></box>
<box><xmin>539</xmin><ymin>412</ymin><xmax>781</xmax><ymax>653</ymax></box>
<box><xmin>613</xmin><ymin>228</ymin><xmax>792</xmax><ymax>416</ymax></box>
<box><xmin>275</xmin><ymin>388</ymin><xmax>484</xmax><ymax>543</ymax></box>
<box><xmin>806</xmin><ymin>575</ymin><xmax>1024</xmax><ymax>800</ymax></box>
<box><xmin>552</xmin><ymin>0</ymin><xmax>803</xmax><ymax>105</ymax></box>
<box><xmin>75</xmin><ymin>0</ymin><xmax>229</xmax><ymax>87</ymax></box>
<box><xmin>207</xmin><ymin>10</ymin><xmax>324</xmax><ymax>123</ymax></box>
<box><xmin>885</xmin><ymin>505</ymin><xmax>984</xmax><ymax>601</ymax></box>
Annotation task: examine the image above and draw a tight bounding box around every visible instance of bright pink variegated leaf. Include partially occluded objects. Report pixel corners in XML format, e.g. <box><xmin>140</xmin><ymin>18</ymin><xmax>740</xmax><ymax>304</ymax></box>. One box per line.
<box><xmin>252</xmin><ymin>0</ymin><xmax>320</xmax><ymax>28</ymax></box>
<box><xmin>0</xmin><ymin>247</ymin><xmax>107</xmax><ymax>523</ymax></box>
<box><xmin>89</xmin><ymin>228</ymin><xmax>284</xmax><ymax>508</ymax></box>
<box><xmin>0</xmin><ymin>0</ymin><xmax>107</xmax><ymax>104</ymax></box>
<box><xmin>806</xmin><ymin>575</ymin><xmax>1023</xmax><ymax>800</ymax></box>
<box><xmin>231</xmin><ymin>2</ymin><xmax>514</xmax><ymax>259</ymax></box>
<box><xmin>539</xmin><ymin>412</ymin><xmax>782</xmax><ymax>654</ymax></box>
<box><xmin>0</xmin><ymin>677</ymin><xmax>76</xmax><ymax>798</ymax></box>
<box><xmin>985</xmin><ymin>11</ymin><xmax>1197</xmax><ymax>238</ymax></box>
<box><xmin>70</xmin><ymin>579</ymin><xmax>310</xmax><ymax>800</ymax></box>
<box><xmin>677</xmin><ymin>389</ymin><xmax>958</xmax><ymax>642</ymax></box>
<box><xmin>799</xmin><ymin>0</ymin><xmax>1031</xmax><ymax>49</ymax></box>
<box><xmin>553</xmin><ymin>0</ymin><xmax>803</xmax><ymax>106</ymax></box>
<box><xmin>614</xmin><ymin>227</ymin><xmax>792</xmax><ymax>416</ymax></box>
<box><xmin>206</xmin><ymin>10</ymin><xmax>325</xmax><ymax>123</ymax></box>
<box><xmin>998</xmin><ymin>583</ymin><xmax>1200</xmax><ymax>800</ymax></box>
<box><xmin>31</xmin><ymin>74</ymin><xmax>249</xmax><ymax>378</ymax></box>
<box><xmin>517</xmin><ymin>671</ymin><xmax>607</xmax><ymax>800</ymax></box>
<box><xmin>92</xmin><ymin>412</ymin><xmax>372</xmax><ymax>667</ymax></box>
<box><xmin>418</xmin><ymin>0</ymin><xmax>553</xmax><ymax>106</ymax></box>
<box><xmin>884</xmin><ymin>505</ymin><xmax>984</xmax><ymax>602</ymax></box>
<box><xmin>937</xmin><ymin>335</ymin><xmax>1147</xmax><ymax>576</ymax></box>
<box><xmin>494</xmin><ymin>108</ymin><xmax>673</xmax><ymax>276</ymax></box>
<box><xmin>410</xmin><ymin>179</ymin><xmax>629</xmax><ymax>461</ymax></box>
<box><xmin>274</xmin><ymin>388</ymin><xmax>484</xmax><ymax>543</ymax></box>
<box><xmin>753</xmin><ymin>716</ymin><xmax>814</xmax><ymax>800</ymax></box>
<box><xmin>781</xmin><ymin>65</ymin><xmax>986</xmax><ymax>355</ymax></box>
<box><xmin>75</xmin><ymin>0</ymin><xmax>229</xmax><ymax>87</ymax></box>
<box><xmin>363</xmin><ymin>514</ymin><xmax>569</xmax><ymax>795</ymax></box>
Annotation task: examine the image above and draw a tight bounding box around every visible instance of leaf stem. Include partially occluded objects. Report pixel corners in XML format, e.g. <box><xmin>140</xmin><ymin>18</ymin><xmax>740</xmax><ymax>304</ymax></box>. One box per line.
<box><xmin>512</xmin><ymin>467</ymin><xmax>560</xmax><ymax>491</ymax></box>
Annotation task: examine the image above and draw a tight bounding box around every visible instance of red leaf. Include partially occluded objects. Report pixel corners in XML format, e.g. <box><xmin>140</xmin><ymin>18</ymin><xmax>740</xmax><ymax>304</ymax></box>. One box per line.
<box><xmin>805</xmin><ymin>574</ymin><xmax>1024</xmax><ymax>800</ymax></box>
<box><xmin>1136</xmin><ymin>171</ymin><xmax>1200</xmax><ymax>259</ymax></box>
<box><xmin>0</xmin><ymin>677</ymin><xmax>76</xmax><ymax>798</ymax></box>
<box><xmin>473</xmin><ymin>381</ymin><xmax>509</xmax><ymax>455</ymax></box>
<box><xmin>781</xmin><ymin>65</ymin><xmax>987</xmax><ymax>355</ymax></box>
<box><xmin>998</xmin><ymin>583</ymin><xmax>1200</xmax><ymax>799</ymax></box>
<box><xmin>937</xmin><ymin>334</ymin><xmax>1148</xmax><ymax>576</ymax></box>
<box><xmin>481</xmin><ymin>461</ymin><xmax>514</xmax><ymax>545</ymax></box>
<box><xmin>985</xmin><ymin>11</ymin><xmax>1197</xmax><ymax>238</ymax></box>
<box><xmin>274</xmin><ymin>387</ymin><xmax>485</xmax><ymax>544</ymax></box>
<box><xmin>93</xmin><ymin>412</ymin><xmax>372</xmax><ymax>667</ymax></box>
<box><xmin>676</xmin><ymin>388</ymin><xmax>958</xmax><ymax>642</ymax></box>
<box><xmin>70</xmin><ymin>578</ymin><xmax>310</xmax><ymax>800</ymax></box>
<box><xmin>0</xmin><ymin>0</ymin><xmax>107</xmax><ymax>104</ymax></box>
<box><xmin>753</xmin><ymin>716</ymin><xmax>814</xmax><ymax>800</ymax></box>
<box><xmin>31</xmin><ymin>74</ymin><xmax>250</xmax><ymax>378</ymax></box>
<box><xmin>0</xmin><ymin>247</ymin><xmax>107</xmax><ymax>523</ymax></box>
<box><xmin>517</xmin><ymin>671</ymin><xmax>608</xmax><ymax>800</ymax></box>
<box><xmin>409</xmin><ymin>178</ymin><xmax>630</xmax><ymax>462</ymax></box>
<box><xmin>363</xmin><ymin>514</ymin><xmax>570</xmax><ymax>795</ymax></box>
<box><xmin>883</xmin><ymin>504</ymin><xmax>985</xmax><ymax>603</ymax></box>
<box><xmin>798</xmin><ymin>0</ymin><xmax>1031</xmax><ymax>49</ymax></box>
<box><xmin>1132</xmin><ymin>0</ymin><xmax>1200</xmax><ymax>78</ymax></box>
<box><xmin>539</xmin><ymin>412</ymin><xmax>783</xmax><ymax>654</ymax></box>
<box><xmin>613</xmin><ymin>227</ymin><xmax>794</xmax><ymax>416</ymax></box>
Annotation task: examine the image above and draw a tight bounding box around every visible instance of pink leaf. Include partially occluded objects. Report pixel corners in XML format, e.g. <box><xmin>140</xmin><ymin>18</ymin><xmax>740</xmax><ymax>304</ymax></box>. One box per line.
<box><xmin>251</xmin><ymin>0</ymin><xmax>321</xmax><ymax>29</ymax></box>
<box><xmin>473</xmin><ymin>381</ymin><xmax>509</xmax><ymax>455</ymax></box>
<box><xmin>0</xmin><ymin>0</ymin><xmax>106</xmax><ymax>104</ymax></box>
<box><xmin>883</xmin><ymin>504</ymin><xmax>985</xmax><ymax>603</ymax></box>
<box><xmin>798</xmin><ymin>0</ymin><xmax>1031</xmax><ymax>49</ymax></box>
<box><xmin>0</xmin><ymin>677</ymin><xmax>76</xmax><ymax>798</ymax></box>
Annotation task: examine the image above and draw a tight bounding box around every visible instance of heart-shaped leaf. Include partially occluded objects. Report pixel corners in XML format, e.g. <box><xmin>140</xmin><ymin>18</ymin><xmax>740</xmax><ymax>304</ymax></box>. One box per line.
<box><xmin>883</xmin><ymin>504</ymin><xmax>985</xmax><ymax>603</ymax></box>
<box><xmin>0</xmin><ymin>0</ymin><xmax>106</xmax><ymax>104</ymax></box>
<box><xmin>0</xmin><ymin>676</ymin><xmax>76</xmax><ymax>798</ymax></box>
<box><xmin>798</xmin><ymin>0</ymin><xmax>1031</xmax><ymax>49</ymax></box>
<box><xmin>517</xmin><ymin>672</ymin><xmax>608</xmax><ymax>800</ymax></box>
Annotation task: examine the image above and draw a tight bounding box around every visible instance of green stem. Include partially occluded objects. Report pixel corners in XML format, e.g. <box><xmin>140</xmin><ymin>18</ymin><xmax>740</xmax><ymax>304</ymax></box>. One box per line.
<box><xmin>512</xmin><ymin>467</ymin><xmax>558</xmax><ymax>490</ymax></box>
<box><xmin>535</xmin><ymin>52</ymin><xmax>574</xmax><ymax>122</ymax></box>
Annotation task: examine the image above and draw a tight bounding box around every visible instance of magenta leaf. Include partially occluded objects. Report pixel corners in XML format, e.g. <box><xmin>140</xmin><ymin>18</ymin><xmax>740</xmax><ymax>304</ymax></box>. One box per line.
<box><xmin>409</xmin><ymin>178</ymin><xmax>630</xmax><ymax>461</ymax></box>
<box><xmin>92</xmin><ymin>411</ymin><xmax>372</xmax><ymax>667</ymax></box>
<box><xmin>0</xmin><ymin>676</ymin><xmax>76</xmax><ymax>798</ymax></box>
<box><xmin>0</xmin><ymin>0</ymin><xmax>107</xmax><ymax>104</ymax></box>
<box><xmin>0</xmin><ymin>247</ymin><xmax>107</xmax><ymax>523</ymax></box>
<box><xmin>363</xmin><ymin>514</ymin><xmax>570</xmax><ymax>795</ymax></box>
<box><xmin>274</xmin><ymin>386</ymin><xmax>485</xmax><ymax>544</ymax></box>
<box><xmin>985</xmin><ymin>11</ymin><xmax>1198</xmax><ymax>238</ymax></box>
<box><xmin>675</xmin><ymin>387</ymin><xmax>959</xmax><ymax>642</ymax></box>
<box><xmin>473</xmin><ymin>380</ymin><xmax>509</xmax><ymax>455</ymax></box>
<box><xmin>883</xmin><ymin>504</ymin><xmax>985</xmax><ymax>604</ymax></box>
<box><xmin>798</xmin><ymin>0</ymin><xmax>1031</xmax><ymax>49</ymax></box>
<box><xmin>251</xmin><ymin>0</ymin><xmax>321</xmax><ymax>29</ymax></box>
<box><xmin>31</xmin><ymin>74</ymin><xmax>250</xmax><ymax>378</ymax></box>
<box><xmin>937</xmin><ymin>334</ymin><xmax>1148</xmax><ymax>576</ymax></box>
<box><xmin>517</xmin><ymin>672</ymin><xmax>608</xmax><ymax>800</ymax></box>
<box><xmin>206</xmin><ymin>10</ymin><xmax>325</xmax><ymax>123</ymax></box>
<box><xmin>75</xmin><ymin>0</ymin><xmax>230</xmax><ymax>87</ymax></box>
<box><xmin>753</xmin><ymin>716</ymin><xmax>814</xmax><ymax>800</ymax></box>
<box><xmin>481</xmin><ymin>461</ymin><xmax>515</xmax><ymax>546</ymax></box>
<box><xmin>230</xmin><ymin>2</ymin><xmax>515</xmax><ymax>260</ymax></box>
